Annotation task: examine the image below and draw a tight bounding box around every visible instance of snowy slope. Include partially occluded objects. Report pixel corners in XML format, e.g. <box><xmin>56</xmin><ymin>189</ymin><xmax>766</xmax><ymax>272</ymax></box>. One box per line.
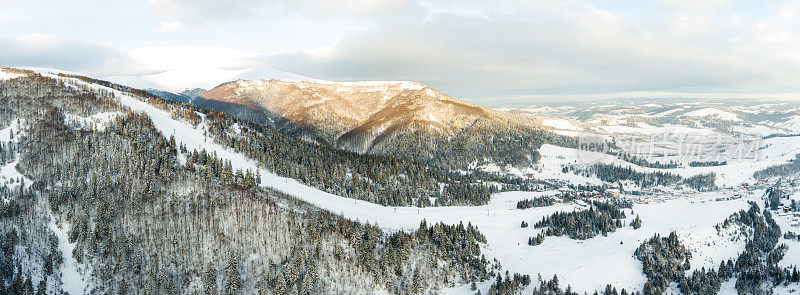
<box><xmin>63</xmin><ymin>112</ymin><xmax>121</xmax><ymax>131</ymax></box>
<box><xmin>771</xmin><ymin>115</ymin><xmax>800</xmax><ymax>133</ymax></box>
<box><xmin>0</xmin><ymin>118</ymin><xmax>31</xmax><ymax>191</ymax></box>
<box><xmin>683</xmin><ymin>108</ymin><xmax>741</xmax><ymax>121</ymax></box>
<box><xmin>48</xmin><ymin>211</ymin><xmax>90</xmax><ymax>295</ymax></box>
<box><xmin>542</xmin><ymin>119</ymin><xmax>583</xmax><ymax>131</ymax></box>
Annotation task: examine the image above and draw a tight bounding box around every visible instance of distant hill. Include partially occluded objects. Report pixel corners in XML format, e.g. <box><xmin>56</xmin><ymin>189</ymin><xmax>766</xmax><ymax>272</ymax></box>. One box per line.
<box><xmin>179</xmin><ymin>88</ymin><xmax>207</xmax><ymax>100</ymax></box>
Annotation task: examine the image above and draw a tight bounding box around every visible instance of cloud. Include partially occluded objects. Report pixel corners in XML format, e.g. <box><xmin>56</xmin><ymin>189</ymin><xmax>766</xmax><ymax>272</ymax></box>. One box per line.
<box><xmin>258</xmin><ymin>0</ymin><xmax>800</xmax><ymax>101</ymax></box>
<box><xmin>6</xmin><ymin>0</ymin><xmax>800</xmax><ymax>102</ymax></box>
<box><xmin>0</xmin><ymin>34</ymin><xmax>159</xmax><ymax>77</ymax></box>
<box><xmin>146</xmin><ymin>0</ymin><xmax>266</xmax><ymax>22</ymax></box>
<box><xmin>145</xmin><ymin>0</ymin><xmax>422</xmax><ymax>26</ymax></box>
<box><xmin>156</xmin><ymin>21</ymin><xmax>186</xmax><ymax>32</ymax></box>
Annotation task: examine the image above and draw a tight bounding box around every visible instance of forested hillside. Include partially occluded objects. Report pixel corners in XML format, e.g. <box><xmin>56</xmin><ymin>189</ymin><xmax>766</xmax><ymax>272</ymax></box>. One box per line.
<box><xmin>52</xmin><ymin>72</ymin><xmax>553</xmax><ymax>207</ymax></box>
<box><xmin>0</xmin><ymin>72</ymin><xmax>493</xmax><ymax>294</ymax></box>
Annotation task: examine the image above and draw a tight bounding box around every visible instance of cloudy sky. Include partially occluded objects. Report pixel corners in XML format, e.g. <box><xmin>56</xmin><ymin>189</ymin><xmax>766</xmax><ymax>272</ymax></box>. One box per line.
<box><xmin>2</xmin><ymin>0</ymin><xmax>800</xmax><ymax>104</ymax></box>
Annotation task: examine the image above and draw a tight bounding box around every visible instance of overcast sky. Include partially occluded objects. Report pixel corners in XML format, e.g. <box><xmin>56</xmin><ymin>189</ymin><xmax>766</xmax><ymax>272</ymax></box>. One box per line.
<box><xmin>2</xmin><ymin>0</ymin><xmax>800</xmax><ymax>104</ymax></box>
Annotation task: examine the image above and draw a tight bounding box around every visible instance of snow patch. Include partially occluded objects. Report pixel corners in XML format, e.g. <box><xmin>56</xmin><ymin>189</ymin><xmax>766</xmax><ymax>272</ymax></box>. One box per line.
<box><xmin>0</xmin><ymin>70</ymin><xmax>24</xmax><ymax>81</ymax></box>
<box><xmin>63</xmin><ymin>112</ymin><xmax>120</xmax><ymax>131</ymax></box>
<box><xmin>48</xmin><ymin>210</ymin><xmax>90</xmax><ymax>295</ymax></box>
<box><xmin>683</xmin><ymin>108</ymin><xmax>741</xmax><ymax>121</ymax></box>
<box><xmin>0</xmin><ymin>160</ymin><xmax>32</xmax><ymax>192</ymax></box>
<box><xmin>542</xmin><ymin>119</ymin><xmax>583</xmax><ymax>131</ymax></box>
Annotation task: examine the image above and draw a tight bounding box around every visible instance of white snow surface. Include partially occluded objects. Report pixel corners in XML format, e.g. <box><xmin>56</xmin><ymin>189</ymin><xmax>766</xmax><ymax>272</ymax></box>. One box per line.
<box><xmin>542</xmin><ymin>119</ymin><xmax>583</xmax><ymax>131</ymax></box>
<box><xmin>0</xmin><ymin>118</ymin><xmax>22</xmax><ymax>142</ymax></box>
<box><xmin>0</xmin><ymin>160</ymin><xmax>32</xmax><ymax>192</ymax></box>
<box><xmin>649</xmin><ymin>107</ymin><xmax>684</xmax><ymax>117</ymax></box>
<box><xmin>0</xmin><ymin>119</ymin><xmax>31</xmax><ymax>192</ymax></box>
<box><xmin>63</xmin><ymin>112</ymin><xmax>121</xmax><ymax>131</ymax></box>
<box><xmin>771</xmin><ymin>115</ymin><xmax>800</xmax><ymax>133</ymax></box>
<box><xmin>48</xmin><ymin>210</ymin><xmax>91</xmax><ymax>295</ymax></box>
<box><xmin>683</xmin><ymin>108</ymin><xmax>741</xmax><ymax>121</ymax></box>
<box><xmin>0</xmin><ymin>70</ymin><xmax>24</xmax><ymax>81</ymax></box>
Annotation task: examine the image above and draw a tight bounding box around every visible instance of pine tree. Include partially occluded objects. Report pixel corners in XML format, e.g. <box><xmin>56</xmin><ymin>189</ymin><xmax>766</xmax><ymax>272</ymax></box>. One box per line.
<box><xmin>225</xmin><ymin>254</ymin><xmax>241</xmax><ymax>295</ymax></box>
<box><xmin>204</xmin><ymin>264</ymin><xmax>217</xmax><ymax>295</ymax></box>
<box><xmin>630</xmin><ymin>215</ymin><xmax>642</xmax><ymax>229</ymax></box>
<box><xmin>35</xmin><ymin>279</ymin><xmax>46</xmax><ymax>295</ymax></box>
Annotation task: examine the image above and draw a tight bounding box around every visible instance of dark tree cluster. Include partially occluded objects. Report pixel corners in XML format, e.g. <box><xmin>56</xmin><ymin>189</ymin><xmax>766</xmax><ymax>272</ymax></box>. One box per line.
<box><xmin>485</xmin><ymin>271</ymin><xmax>531</xmax><ymax>295</ymax></box>
<box><xmin>372</xmin><ymin>120</ymin><xmax>577</xmax><ymax>169</ymax></box>
<box><xmin>784</xmin><ymin>231</ymin><xmax>800</xmax><ymax>242</ymax></box>
<box><xmin>678</xmin><ymin>268</ymin><xmax>722</xmax><ymax>295</ymax></box>
<box><xmin>630</xmin><ymin>215</ymin><xmax>642</xmax><ymax>229</ymax></box>
<box><xmin>0</xmin><ymin>138</ymin><xmax>17</xmax><ymax>166</ymax></box>
<box><xmin>682</xmin><ymin>173</ymin><xmax>717</xmax><ymax>191</ymax></box>
<box><xmin>532</xmin><ymin>201</ymin><xmax>630</xmax><ymax>242</ymax></box>
<box><xmin>527</xmin><ymin>233</ymin><xmax>545</xmax><ymax>246</ymax></box>
<box><xmin>516</xmin><ymin>196</ymin><xmax>556</xmax><ymax>209</ymax></box>
<box><xmin>634</xmin><ymin>232</ymin><xmax>692</xmax><ymax>295</ymax></box>
<box><xmin>754</xmin><ymin>154</ymin><xmax>800</xmax><ymax>179</ymax></box>
<box><xmin>766</xmin><ymin>188</ymin><xmax>786</xmax><ymax>211</ymax></box>
<box><xmin>567</xmin><ymin>163</ymin><xmax>716</xmax><ymax>190</ymax></box>
<box><xmin>184</xmin><ymin>149</ymin><xmax>261</xmax><ymax>189</ymax></box>
<box><xmin>568</xmin><ymin>163</ymin><xmax>682</xmax><ymax>188</ymax></box>
<box><xmin>527</xmin><ymin>274</ymin><xmax>639</xmax><ymax>295</ymax></box>
<box><xmin>726</xmin><ymin>203</ymin><xmax>784</xmax><ymax>294</ymax></box>
<box><xmin>612</xmin><ymin>151</ymin><xmax>679</xmax><ymax>169</ymax></box>
<box><xmin>688</xmin><ymin>161</ymin><xmax>727</xmax><ymax>167</ymax></box>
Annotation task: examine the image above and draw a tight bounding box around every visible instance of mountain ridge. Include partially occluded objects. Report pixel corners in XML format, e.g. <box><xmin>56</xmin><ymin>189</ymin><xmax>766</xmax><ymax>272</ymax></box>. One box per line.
<box><xmin>197</xmin><ymin>79</ymin><xmax>541</xmax><ymax>154</ymax></box>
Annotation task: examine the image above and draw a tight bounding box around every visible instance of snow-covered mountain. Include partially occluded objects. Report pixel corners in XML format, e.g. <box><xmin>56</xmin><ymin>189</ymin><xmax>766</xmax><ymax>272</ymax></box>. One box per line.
<box><xmin>197</xmin><ymin>79</ymin><xmax>538</xmax><ymax>153</ymax></box>
<box><xmin>104</xmin><ymin>66</ymin><xmax>318</xmax><ymax>93</ymax></box>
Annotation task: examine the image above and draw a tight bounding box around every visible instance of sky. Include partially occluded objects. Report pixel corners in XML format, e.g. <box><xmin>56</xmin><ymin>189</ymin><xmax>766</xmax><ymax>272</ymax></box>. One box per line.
<box><xmin>2</xmin><ymin>0</ymin><xmax>800</xmax><ymax>104</ymax></box>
